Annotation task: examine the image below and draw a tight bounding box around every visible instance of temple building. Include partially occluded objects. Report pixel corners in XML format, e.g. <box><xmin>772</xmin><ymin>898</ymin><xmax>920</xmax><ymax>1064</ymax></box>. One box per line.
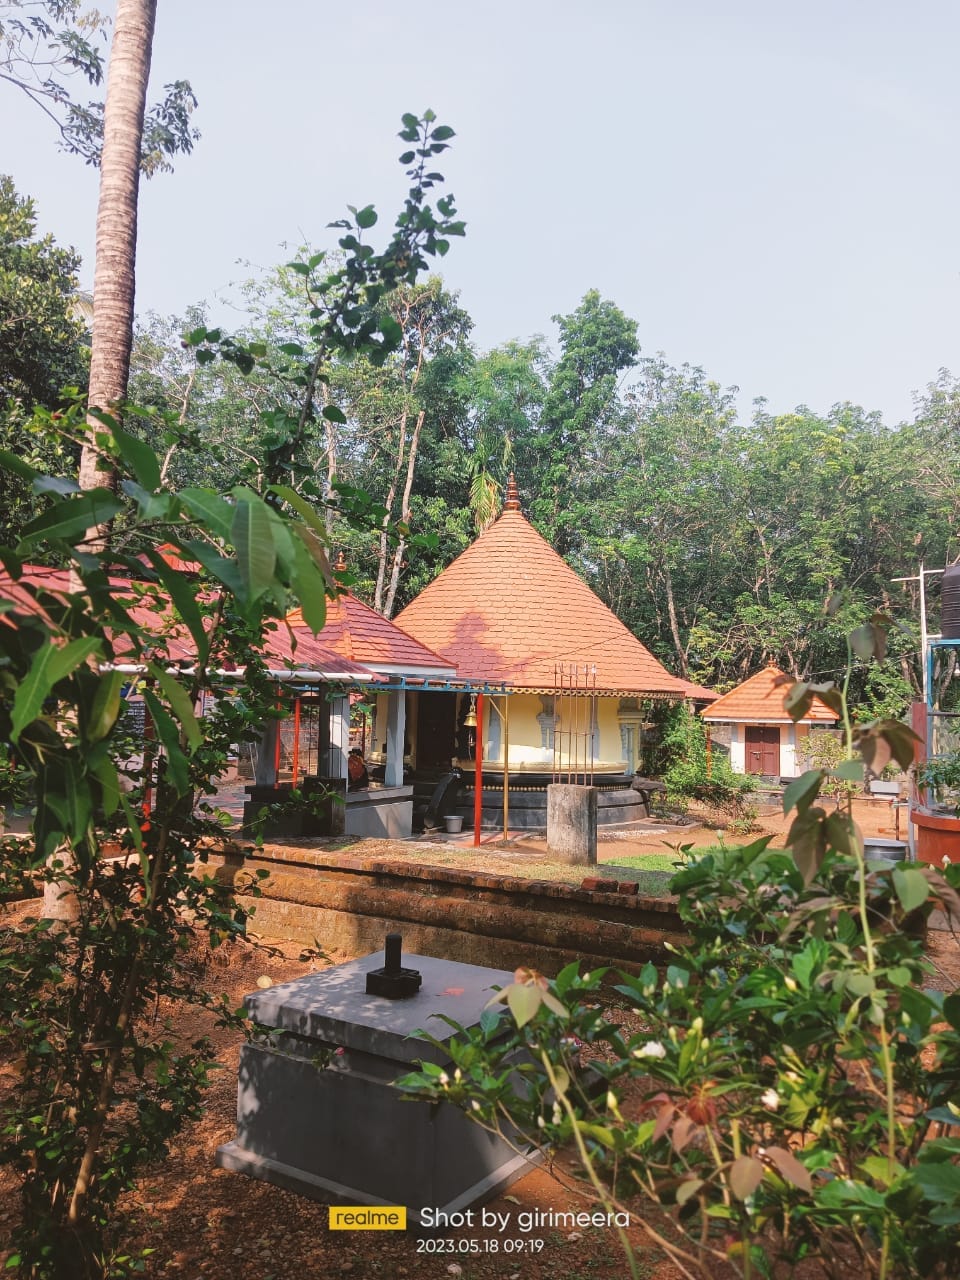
<box><xmin>391</xmin><ymin>477</ymin><xmax>691</xmax><ymax>826</ymax></box>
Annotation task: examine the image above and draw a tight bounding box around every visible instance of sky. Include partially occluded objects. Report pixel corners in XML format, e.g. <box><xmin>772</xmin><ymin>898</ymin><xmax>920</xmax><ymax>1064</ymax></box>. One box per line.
<box><xmin>4</xmin><ymin>0</ymin><xmax>960</xmax><ymax>426</ymax></box>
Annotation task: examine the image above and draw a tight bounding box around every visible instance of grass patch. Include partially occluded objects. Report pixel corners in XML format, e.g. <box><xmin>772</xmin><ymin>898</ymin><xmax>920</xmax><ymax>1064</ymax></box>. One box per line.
<box><xmin>605</xmin><ymin>852</ymin><xmax>684</xmax><ymax>873</ymax></box>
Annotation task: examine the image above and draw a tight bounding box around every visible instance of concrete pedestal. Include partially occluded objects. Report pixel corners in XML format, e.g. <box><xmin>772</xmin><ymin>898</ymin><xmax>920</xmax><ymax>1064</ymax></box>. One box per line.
<box><xmin>546</xmin><ymin>783</ymin><xmax>598</xmax><ymax>865</ymax></box>
<box><xmin>216</xmin><ymin>952</ymin><xmax>536</xmax><ymax>1221</ymax></box>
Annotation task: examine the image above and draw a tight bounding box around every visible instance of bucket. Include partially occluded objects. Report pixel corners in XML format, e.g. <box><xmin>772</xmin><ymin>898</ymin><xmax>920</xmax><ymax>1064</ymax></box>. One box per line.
<box><xmin>443</xmin><ymin>815</ymin><xmax>464</xmax><ymax>834</ymax></box>
<box><xmin>863</xmin><ymin>837</ymin><xmax>907</xmax><ymax>863</ymax></box>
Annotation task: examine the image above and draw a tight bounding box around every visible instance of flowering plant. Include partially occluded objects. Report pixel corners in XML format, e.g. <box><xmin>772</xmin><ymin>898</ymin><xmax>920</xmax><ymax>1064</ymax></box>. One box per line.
<box><xmin>400</xmin><ymin>619</ymin><xmax>960</xmax><ymax>1280</ymax></box>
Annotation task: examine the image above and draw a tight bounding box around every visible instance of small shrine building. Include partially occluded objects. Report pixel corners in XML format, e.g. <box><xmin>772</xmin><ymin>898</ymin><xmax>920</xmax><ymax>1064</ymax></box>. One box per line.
<box><xmin>701</xmin><ymin>663</ymin><xmax>839</xmax><ymax>779</ymax></box>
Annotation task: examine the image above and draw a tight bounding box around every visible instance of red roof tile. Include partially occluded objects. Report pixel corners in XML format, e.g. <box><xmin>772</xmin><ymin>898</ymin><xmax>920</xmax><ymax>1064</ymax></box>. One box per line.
<box><xmin>0</xmin><ymin>568</ymin><xmax>428</xmax><ymax>681</ymax></box>
<box><xmin>678</xmin><ymin>679</ymin><xmax>720</xmax><ymax>702</ymax></box>
<box><xmin>394</xmin><ymin>507</ymin><xmax>687</xmax><ymax>696</ymax></box>
<box><xmin>284</xmin><ymin>594</ymin><xmax>454</xmax><ymax>674</ymax></box>
<box><xmin>701</xmin><ymin>665</ymin><xmax>838</xmax><ymax>724</ymax></box>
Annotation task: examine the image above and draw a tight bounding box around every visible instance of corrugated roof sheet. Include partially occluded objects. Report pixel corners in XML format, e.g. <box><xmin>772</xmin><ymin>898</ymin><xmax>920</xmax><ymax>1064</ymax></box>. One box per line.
<box><xmin>394</xmin><ymin>507</ymin><xmax>687</xmax><ymax>696</ymax></box>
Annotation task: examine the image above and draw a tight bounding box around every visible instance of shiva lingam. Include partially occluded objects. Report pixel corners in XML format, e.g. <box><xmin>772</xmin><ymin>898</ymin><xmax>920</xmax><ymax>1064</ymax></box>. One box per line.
<box><xmin>364</xmin><ymin>932</ymin><xmax>422</xmax><ymax>999</ymax></box>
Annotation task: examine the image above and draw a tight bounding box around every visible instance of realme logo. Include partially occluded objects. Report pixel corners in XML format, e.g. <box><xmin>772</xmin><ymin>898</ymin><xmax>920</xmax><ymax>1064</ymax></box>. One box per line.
<box><xmin>328</xmin><ymin>1206</ymin><xmax>406</xmax><ymax>1231</ymax></box>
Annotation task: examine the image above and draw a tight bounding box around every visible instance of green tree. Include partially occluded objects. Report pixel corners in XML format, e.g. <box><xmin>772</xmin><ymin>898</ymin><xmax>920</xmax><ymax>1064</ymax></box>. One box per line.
<box><xmin>521</xmin><ymin>289</ymin><xmax>638</xmax><ymax>555</ymax></box>
<box><xmin>0</xmin><ymin>0</ymin><xmax>197</xmax><ymax>173</ymax></box>
<box><xmin>0</xmin><ymin>174</ymin><xmax>87</xmax><ymax>544</ymax></box>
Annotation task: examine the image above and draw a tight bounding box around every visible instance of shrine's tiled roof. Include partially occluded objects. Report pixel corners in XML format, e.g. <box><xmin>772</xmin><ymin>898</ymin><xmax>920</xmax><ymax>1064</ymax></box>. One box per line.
<box><xmin>701</xmin><ymin>664</ymin><xmax>839</xmax><ymax>724</ymax></box>
<box><xmin>284</xmin><ymin>594</ymin><xmax>454</xmax><ymax>674</ymax></box>
<box><xmin>0</xmin><ymin>567</ymin><xmax>435</xmax><ymax>681</ymax></box>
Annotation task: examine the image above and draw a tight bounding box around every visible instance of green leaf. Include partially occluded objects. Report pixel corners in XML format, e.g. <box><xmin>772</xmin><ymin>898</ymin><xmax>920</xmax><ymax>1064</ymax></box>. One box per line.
<box><xmin>914</xmin><ymin>1160</ymin><xmax>960</xmax><ymax>1203</ymax></box>
<box><xmin>290</xmin><ymin>529</ymin><xmax>328</xmax><ymax>634</ymax></box>
<box><xmin>45</xmin><ymin>755</ymin><xmax>92</xmax><ymax>849</ymax></box>
<box><xmin>180</xmin><ymin>541</ymin><xmax>244</xmax><ymax>600</ymax></box>
<box><xmin>11</xmin><ymin>636</ymin><xmax>102</xmax><ymax>741</ymax></box>
<box><xmin>783</xmin><ymin>769</ymin><xmax>824</xmax><ymax>816</ymax></box>
<box><xmin>230</xmin><ymin>491</ymin><xmax>277</xmax><ymax>598</ymax></box>
<box><xmin>892</xmin><ymin>866</ymin><xmax>930</xmax><ymax>914</ymax></box>
<box><xmin>356</xmin><ymin>205</ymin><xmax>377</xmax><ymax>229</ymax></box>
<box><xmin>85</xmin><ymin>670</ymin><xmax>124</xmax><ymax>743</ymax></box>
<box><xmin>142</xmin><ymin>690</ymin><xmax>189</xmax><ymax>794</ymax></box>
<box><xmin>322</xmin><ymin>404</ymin><xmax>347</xmax><ymax>424</ymax></box>
<box><xmin>676</xmin><ymin>1177</ymin><xmax>705</xmax><ymax>1205</ymax></box>
<box><xmin>18</xmin><ymin>491</ymin><xmax>124</xmax><ymax>548</ymax></box>
<box><xmin>0</xmin><ymin>448</ymin><xmax>39</xmax><ymax>482</ymax></box>
<box><xmin>90</xmin><ymin>753</ymin><xmax>121</xmax><ymax>817</ymax></box>
<box><xmin>110</xmin><ymin>422</ymin><xmax>161</xmax><ymax>490</ymax></box>
<box><xmin>850</xmin><ymin>622</ymin><xmax>885</xmax><ymax>662</ymax></box>
<box><xmin>144</xmin><ymin>548</ymin><xmax>209</xmax><ymax>667</ymax></box>
<box><xmin>506</xmin><ymin>982</ymin><xmax>542</xmax><ymax>1028</ymax></box>
<box><xmin>577</xmin><ymin>1122</ymin><xmax>616</xmax><ymax>1148</ymax></box>
<box><xmin>179</xmin><ymin>489</ymin><xmax>235</xmax><ymax>541</ymax></box>
<box><xmin>148</xmin><ymin>664</ymin><xmax>202</xmax><ymax>751</ymax></box>
<box><xmin>859</xmin><ymin>1155</ymin><xmax>904</xmax><ymax>1187</ymax></box>
<box><xmin>833</xmin><ymin>760</ymin><xmax>864</xmax><ymax>782</ymax></box>
<box><xmin>431</xmin><ymin>125</ymin><xmax>455</xmax><ymax>141</ymax></box>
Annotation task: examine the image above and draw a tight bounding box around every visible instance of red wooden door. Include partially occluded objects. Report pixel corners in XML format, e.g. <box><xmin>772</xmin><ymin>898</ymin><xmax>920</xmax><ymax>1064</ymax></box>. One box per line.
<box><xmin>745</xmin><ymin>726</ymin><xmax>780</xmax><ymax>775</ymax></box>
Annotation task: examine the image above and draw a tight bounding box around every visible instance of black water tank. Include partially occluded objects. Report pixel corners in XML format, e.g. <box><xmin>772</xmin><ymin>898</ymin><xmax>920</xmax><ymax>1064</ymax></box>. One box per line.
<box><xmin>942</xmin><ymin>565</ymin><xmax>960</xmax><ymax>638</ymax></box>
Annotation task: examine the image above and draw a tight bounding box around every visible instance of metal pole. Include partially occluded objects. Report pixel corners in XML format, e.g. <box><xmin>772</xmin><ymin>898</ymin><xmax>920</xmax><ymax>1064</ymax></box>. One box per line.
<box><xmin>473</xmin><ymin>692</ymin><xmax>484</xmax><ymax>847</ymax></box>
<box><xmin>920</xmin><ymin>560</ymin><xmax>929</xmax><ymax>707</ymax></box>
<box><xmin>503</xmin><ymin>697</ymin><xmax>510</xmax><ymax>841</ymax></box>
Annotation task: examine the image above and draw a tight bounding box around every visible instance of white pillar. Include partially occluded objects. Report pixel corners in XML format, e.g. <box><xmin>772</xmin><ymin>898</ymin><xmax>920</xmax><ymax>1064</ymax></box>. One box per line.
<box><xmin>329</xmin><ymin>695</ymin><xmax>350</xmax><ymax>780</ymax></box>
<box><xmin>385</xmin><ymin>691</ymin><xmax>406</xmax><ymax>786</ymax></box>
<box><xmin>255</xmin><ymin>719</ymin><xmax>279</xmax><ymax>785</ymax></box>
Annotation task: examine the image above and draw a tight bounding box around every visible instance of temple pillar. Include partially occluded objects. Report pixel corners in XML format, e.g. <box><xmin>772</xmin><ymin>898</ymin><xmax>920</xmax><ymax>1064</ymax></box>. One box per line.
<box><xmin>385</xmin><ymin>691</ymin><xmax>407</xmax><ymax>787</ymax></box>
<box><xmin>255</xmin><ymin>719</ymin><xmax>279</xmax><ymax>786</ymax></box>
<box><xmin>328</xmin><ymin>695</ymin><xmax>350</xmax><ymax>780</ymax></box>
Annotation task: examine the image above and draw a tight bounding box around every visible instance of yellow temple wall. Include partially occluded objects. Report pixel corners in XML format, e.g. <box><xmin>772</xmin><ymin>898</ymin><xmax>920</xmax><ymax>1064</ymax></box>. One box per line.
<box><xmin>480</xmin><ymin>694</ymin><xmax>628</xmax><ymax>773</ymax></box>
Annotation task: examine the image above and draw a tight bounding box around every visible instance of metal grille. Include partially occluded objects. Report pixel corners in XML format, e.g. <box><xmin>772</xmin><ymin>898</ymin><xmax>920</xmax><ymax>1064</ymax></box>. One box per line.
<box><xmin>552</xmin><ymin>663</ymin><xmax>598</xmax><ymax>784</ymax></box>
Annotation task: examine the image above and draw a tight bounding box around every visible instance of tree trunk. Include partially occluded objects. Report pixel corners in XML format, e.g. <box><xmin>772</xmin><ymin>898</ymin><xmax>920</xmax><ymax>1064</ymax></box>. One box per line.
<box><xmin>77</xmin><ymin>0</ymin><xmax>157</xmax><ymax>504</ymax></box>
<box><xmin>662</xmin><ymin>562</ymin><xmax>688</xmax><ymax>679</ymax></box>
<box><xmin>49</xmin><ymin>0</ymin><xmax>156</xmax><ymax>923</ymax></box>
<box><xmin>383</xmin><ymin>408</ymin><xmax>425</xmax><ymax>618</ymax></box>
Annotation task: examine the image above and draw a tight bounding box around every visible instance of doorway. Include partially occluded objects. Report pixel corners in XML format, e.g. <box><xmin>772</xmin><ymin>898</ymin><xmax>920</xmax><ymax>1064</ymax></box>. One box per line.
<box><xmin>745</xmin><ymin>725</ymin><xmax>780</xmax><ymax>775</ymax></box>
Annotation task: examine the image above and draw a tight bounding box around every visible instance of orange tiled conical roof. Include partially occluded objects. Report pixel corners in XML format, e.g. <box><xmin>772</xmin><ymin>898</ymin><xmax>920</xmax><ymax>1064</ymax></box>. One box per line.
<box><xmin>394</xmin><ymin>497</ymin><xmax>687</xmax><ymax>696</ymax></box>
<box><xmin>701</xmin><ymin>665</ymin><xmax>838</xmax><ymax>724</ymax></box>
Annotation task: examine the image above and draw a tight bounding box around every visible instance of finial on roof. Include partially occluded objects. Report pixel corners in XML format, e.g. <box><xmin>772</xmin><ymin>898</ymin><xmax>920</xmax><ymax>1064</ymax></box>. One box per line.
<box><xmin>334</xmin><ymin>551</ymin><xmax>348</xmax><ymax>573</ymax></box>
<box><xmin>504</xmin><ymin>474</ymin><xmax>521</xmax><ymax>511</ymax></box>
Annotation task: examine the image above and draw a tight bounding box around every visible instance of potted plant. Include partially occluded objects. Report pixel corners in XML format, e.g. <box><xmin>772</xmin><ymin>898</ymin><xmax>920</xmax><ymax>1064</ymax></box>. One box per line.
<box><xmin>911</xmin><ymin>750</ymin><xmax>960</xmax><ymax>864</ymax></box>
<box><xmin>914</xmin><ymin>751</ymin><xmax>960</xmax><ymax>815</ymax></box>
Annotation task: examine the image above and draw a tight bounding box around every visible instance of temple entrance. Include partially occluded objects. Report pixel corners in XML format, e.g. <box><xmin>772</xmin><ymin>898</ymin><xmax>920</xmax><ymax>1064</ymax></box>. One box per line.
<box><xmin>745</xmin><ymin>725</ymin><xmax>779</xmax><ymax>775</ymax></box>
<box><xmin>416</xmin><ymin>691</ymin><xmax>457</xmax><ymax>767</ymax></box>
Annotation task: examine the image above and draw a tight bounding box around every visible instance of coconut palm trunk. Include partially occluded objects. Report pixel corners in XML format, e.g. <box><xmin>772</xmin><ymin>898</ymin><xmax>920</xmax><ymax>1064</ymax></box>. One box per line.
<box><xmin>77</xmin><ymin>0</ymin><xmax>157</xmax><ymax>504</ymax></box>
<box><xmin>48</xmin><ymin>0</ymin><xmax>157</xmax><ymax>925</ymax></box>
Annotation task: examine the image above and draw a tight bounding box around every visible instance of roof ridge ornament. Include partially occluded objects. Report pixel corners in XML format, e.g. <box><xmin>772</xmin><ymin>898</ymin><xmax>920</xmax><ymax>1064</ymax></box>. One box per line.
<box><xmin>504</xmin><ymin>474</ymin><xmax>521</xmax><ymax>512</ymax></box>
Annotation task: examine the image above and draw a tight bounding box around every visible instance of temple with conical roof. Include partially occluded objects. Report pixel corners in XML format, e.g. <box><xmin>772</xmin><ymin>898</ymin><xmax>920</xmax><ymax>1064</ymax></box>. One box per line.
<box><xmin>391</xmin><ymin>476</ymin><xmax>690</xmax><ymax>796</ymax></box>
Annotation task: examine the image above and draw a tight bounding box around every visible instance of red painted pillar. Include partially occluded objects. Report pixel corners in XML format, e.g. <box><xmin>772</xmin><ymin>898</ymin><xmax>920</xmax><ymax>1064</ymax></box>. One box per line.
<box><xmin>291</xmin><ymin>696</ymin><xmax>302</xmax><ymax>787</ymax></box>
<box><xmin>473</xmin><ymin>693</ymin><xmax>484</xmax><ymax>847</ymax></box>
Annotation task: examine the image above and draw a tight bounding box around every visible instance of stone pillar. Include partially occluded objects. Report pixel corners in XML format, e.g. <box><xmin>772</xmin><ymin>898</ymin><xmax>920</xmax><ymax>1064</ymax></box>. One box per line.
<box><xmin>546</xmin><ymin>784</ymin><xmax>598</xmax><ymax>865</ymax></box>
<box><xmin>385</xmin><ymin>691</ymin><xmax>406</xmax><ymax>787</ymax></box>
<box><xmin>329</xmin><ymin>695</ymin><xmax>350</xmax><ymax>780</ymax></box>
<box><xmin>254</xmin><ymin>719</ymin><xmax>279</xmax><ymax>786</ymax></box>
